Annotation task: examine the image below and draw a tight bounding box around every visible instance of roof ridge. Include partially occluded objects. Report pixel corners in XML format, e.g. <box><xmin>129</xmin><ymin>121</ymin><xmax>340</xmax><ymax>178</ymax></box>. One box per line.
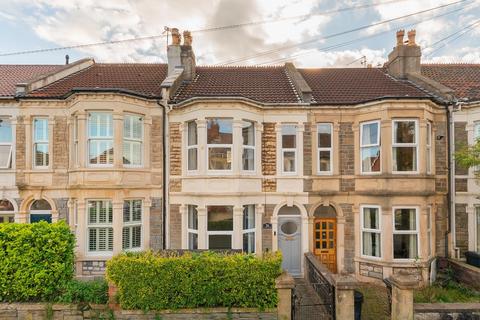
<box><xmin>29</xmin><ymin>63</ymin><xmax>96</xmax><ymax>93</ymax></box>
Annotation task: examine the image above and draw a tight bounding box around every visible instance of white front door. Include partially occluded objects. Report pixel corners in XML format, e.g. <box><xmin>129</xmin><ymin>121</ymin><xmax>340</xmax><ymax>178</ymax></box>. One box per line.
<box><xmin>278</xmin><ymin>217</ymin><xmax>302</xmax><ymax>276</ymax></box>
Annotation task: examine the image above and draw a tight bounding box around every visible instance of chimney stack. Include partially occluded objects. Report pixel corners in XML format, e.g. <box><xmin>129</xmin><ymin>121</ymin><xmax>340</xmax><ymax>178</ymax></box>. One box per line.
<box><xmin>385</xmin><ymin>29</ymin><xmax>421</xmax><ymax>79</ymax></box>
<box><xmin>166</xmin><ymin>28</ymin><xmax>196</xmax><ymax>81</ymax></box>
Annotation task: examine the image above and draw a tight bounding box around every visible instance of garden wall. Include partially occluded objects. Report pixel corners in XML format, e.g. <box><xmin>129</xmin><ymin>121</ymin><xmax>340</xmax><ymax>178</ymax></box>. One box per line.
<box><xmin>415</xmin><ymin>303</ymin><xmax>480</xmax><ymax>320</ymax></box>
<box><xmin>0</xmin><ymin>303</ymin><xmax>277</xmax><ymax>320</ymax></box>
<box><xmin>446</xmin><ymin>259</ymin><xmax>480</xmax><ymax>290</ymax></box>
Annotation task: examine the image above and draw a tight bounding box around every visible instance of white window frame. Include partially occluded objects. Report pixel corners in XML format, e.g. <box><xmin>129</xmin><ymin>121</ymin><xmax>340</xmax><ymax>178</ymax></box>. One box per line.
<box><xmin>242</xmin><ymin>204</ymin><xmax>256</xmax><ymax>253</ymax></box>
<box><xmin>426</xmin><ymin>121</ymin><xmax>432</xmax><ymax>174</ymax></box>
<box><xmin>317</xmin><ymin>123</ymin><xmax>333</xmax><ymax>175</ymax></box>
<box><xmin>206</xmin><ymin>118</ymin><xmax>233</xmax><ymax>173</ymax></box>
<box><xmin>281</xmin><ymin>124</ymin><xmax>297</xmax><ymax>175</ymax></box>
<box><xmin>0</xmin><ymin>118</ymin><xmax>13</xmax><ymax>169</ymax></box>
<box><xmin>73</xmin><ymin>116</ymin><xmax>79</xmax><ymax>167</ymax></box>
<box><xmin>472</xmin><ymin>123</ymin><xmax>480</xmax><ymax>174</ymax></box>
<box><xmin>427</xmin><ymin>206</ymin><xmax>432</xmax><ymax>257</ymax></box>
<box><xmin>392</xmin><ymin>206</ymin><xmax>420</xmax><ymax>261</ymax></box>
<box><xmin>392</xmin><ymin>119</ymin><xmax>419</xmax><ymax>174</ymax></box>
<box><xmin>360</xmin><ymin>205</ymin><xmax>382</xmax><ymax>259</ymax></box>
<box><xmin>242</xmin><ymin>120</ymin><xmax>256</xmax><ymax>173</ymax></box>
<box><xmin>87</xmin><ymin>200</ymin><xmax>113</xmax><ymax>255</ymax></box>
<box><xmin>33</xmin><ymin>117</ymin><xmax>49</xmax><ymax>169</ymax></box>
<box><xmin>122</xmin><ymin>199</ymin><xmax>142</xmax><ymax>251</ymax></box>
<box><xmin>206</xmin><ymin>206</ymin><xmax>233</xmax><ymax>250</ymax></box>
<box><xmin>475</xmin><ymin>206</ymin><xmax>480</xmax><ymax>253</ymax></box>
<box><xmin>87</xmin><ymin>112</ymin><xmax>114</xmax><ymax>167</ymax></box>
<box><xmin>360</xmin><ymin>120</ymin><xmax>381</xmax><ymax>174</ymax></box>
<box><xmin>186</xmin><ymin>120</ymin><xmax>198</xmax><ymax>172</ymax></box>
<box><xmin>187</xmin><ymin>205</ymin><xmax>198</xmax><ymax>250</ymax></box>
<box><xmin>123</xmin><ymin>114</ymin><xmax>143</xmax><ymax>168</ymax></box>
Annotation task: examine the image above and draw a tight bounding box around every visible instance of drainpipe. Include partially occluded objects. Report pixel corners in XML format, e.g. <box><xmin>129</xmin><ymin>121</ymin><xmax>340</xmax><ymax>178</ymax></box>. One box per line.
<box><xmin>447</xmin><ymin>104</ymin><xmax>454</xmax><ymax>258</ymax></box>
<box><xmin>157</xmin><ymin>98</ymin><xmax>170</xmax><ymax>249</ymax></box>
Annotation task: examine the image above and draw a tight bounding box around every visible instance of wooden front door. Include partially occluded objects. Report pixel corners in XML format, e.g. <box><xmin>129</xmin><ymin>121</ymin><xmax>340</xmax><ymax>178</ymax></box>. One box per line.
<box><xmin>313</xmin><ymin>218</ymin><xmax>337</xmax><ymax>273</ymax></box>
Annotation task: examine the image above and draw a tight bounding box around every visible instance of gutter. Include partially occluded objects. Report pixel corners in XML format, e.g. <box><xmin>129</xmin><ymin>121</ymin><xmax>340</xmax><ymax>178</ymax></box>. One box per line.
<box><xmin>157</xmin><ymin>99</ymin><xmax>169</xmax><ymax>250</ymax></box>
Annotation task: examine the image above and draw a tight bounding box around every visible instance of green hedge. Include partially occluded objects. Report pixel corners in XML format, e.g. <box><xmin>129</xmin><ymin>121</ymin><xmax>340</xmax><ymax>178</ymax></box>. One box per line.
<box><xmin>106</xmin><ymin>251</ymin><xmax>282</xmax><ymax>310</ymax></box>
<box><xmin>55</xmin><ymin>279</ymin><xmax>109</xmax><ymax>304</ymax></box>
<box><xmin>0</xmin><ymin>221</ymin><xmax>75</xmax><ymax>301</ymax></box>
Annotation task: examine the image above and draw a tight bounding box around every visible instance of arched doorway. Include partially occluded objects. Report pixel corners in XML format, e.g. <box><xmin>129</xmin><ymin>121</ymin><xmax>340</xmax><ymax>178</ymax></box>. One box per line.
<box><xmin>0</xmin><ymin>199</ymin><xmax>15</xmax><ymax>223</ymax></box>
<box><xmin>313</xmin><ymin>205</ymin><xmax>337</xmax><ymax>273</ymax></box>
<box><xmin>30</xmin><ymin>200</ymin><xmax>52</xmax><ymax>223</ymax></box>
<box><xmin>277</xmin><ymin>205</ymin><xmax>302</xmax><ymax>276</ymax></box>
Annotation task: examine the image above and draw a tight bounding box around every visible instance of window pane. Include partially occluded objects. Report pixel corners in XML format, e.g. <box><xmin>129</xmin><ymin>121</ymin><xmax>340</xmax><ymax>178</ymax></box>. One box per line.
<box><xmin>123</xmin><ymin>141</ymin><xmax>142</xmax><ymax>165</ymax></box>
<box><xmin>318</xmin><ymin>124</ymin><xmax>331</xmax><ymax>148</ymax></box>
<box><xmin>188</xmin><ymin>233</ymin><xmax>198</xmax><ymax>250</ymax></box>
<box><xmin>89</xmin><ymin>229</ymin><xmax>97</xmax><ymax>251</ymax></box>
<box><xmin>361</xmin><ymin>122</ymin><xmax>379</xmax><ymax>145</ymax></box>
<box><xmin>393</xmin><ymin>147</ymin><xmax>416</xmax><ymax>171</ymax></box>
<box><xmin>0</xmin><ymin>119</ymin><xmax>12</xmax><ymax>143</ymax></box>
<box><xmin>282</xmin><ymin>125</ymin><xmax>296</xmax><ymax>148</ymax></box>
<box><xmin>208</xmin><ymin>147</ymin><xmax>231</xmax><ymax>170</ymax></box>
<box><xmin>394</xmin><ymin>208</ymin><xmax>416</xmax><ymax>231</ymax></box>
<box><xmin>319</xmin><ymin>150</ymin><xmax>331</xmax><ymax>172</ymax></box>
<box><xmin>361</xmin><ymin>147</ymin><xmax>380</xmax><ymax>172</ymax></box>
<box><xmin>394</xmin><ymin>234</ymin><xmax>418</xmax><ymax>259</ymax></box>
<box><xmin>34</xmin><ymin>143</ymin><xmax>49</xmax><ymax>166</ymax></box>
<box><xmin>89</xmin><ymin>113</ymin><xmax>112</xmax><ymax>138</ymax></box>
<box><xmin>188</xmin><ymin>205</ymin><xmax>198</xmax><ymax>230</ymax></box>
<box><xmin>243</xmin><ymin>232</ymin><xmax>255</xmax><ymax>253</ymax></box>
<box><xmin>242</xmin><ymin>148</ymin><xmax>254</xmax><ymax>171</ymax></box>
<box><xmin>89</xmin><ymin>140</ymin><xmax>114</xmax><ymax>164</ymax></box>
<box><xmin>0</xmin><ymin>200</ymin><xmax>14</xmax><ymax>211</ymax></box>
<box><xmin>363</xmin><ymin>207</ymin><xmax>379</xmax><ymax>229</ymax></box>
<box><xmin>207</xmin><ymin>119</ymin><xmax>232</xmax><ymax>144</ymax></box>
<box><xmin>209</xmin><ymin>235</ymin><xmax>231</xmax><ymax>249</ymax></box>
<box><xmin>123</xmin><ymin>115</ymin><xmax>142</xmax><ymax>139</ymax></box>
<box><xmin>30</xmin><ymin>213</ymin><xmax>51</xmax><ymax>223</ymax></box>
<box><xmin>31</xmin><ymin>200</ymin><xmax>51</xmax><ymax>210</ymax></box>
<box><xmin>132</xmin><ymin>226</ymin><xmax>141</xmax><ymax>248</ymax></box>
<box><xmin>362</xmin><ymin>232</ymin><xmax>381</xmax><ymax>257</ymax></box>
<box><xmin>34</xmin><ymin>118</ymin><xmax>48</xmax><ymax>141</ymax></box>
<box><xmin>188</xmin><ymin>121</ymin><xmax>197</xmax><ymax>146</ymax></box>
<box><xmin>242</xmin><ymin>121</ymin><xmax>255</xmax><ymax>146</ymax></box>
<box><xmin>0</xmin><ymin>215</ymin><xmax>14</xmax><ymax>223</ymax></box>
<box><xmin>283</xmin><ymin>151</ymin><xmax>295</xmax><ymax>172</ymax></box>
<box><xmin>122</xmin><ymin>227</ymin><xmax>130</xmax><ymax>249</ymax></box>
<box><xmin>208</xmin><ymin>206</ymin><xmax>233</xmax><ymax>231</ymax></box>
<box><xmin>394</xmin><ymin>121</ymin><xmax>416</xmax><ymax>143</ymax></box>
<box><xmin>188</xmin><ymin>148</ymin><xmax>198</xmax><ymax>170</ymax></box>
<box><xmin>243</xmin><ymin>205</ymin><xmax>255</xmax><ymax>230</ymax></box>
<box><xmin>0</xmin><ymin>145</ymin><xmax>12</xmax><ymax>168</ymax></box>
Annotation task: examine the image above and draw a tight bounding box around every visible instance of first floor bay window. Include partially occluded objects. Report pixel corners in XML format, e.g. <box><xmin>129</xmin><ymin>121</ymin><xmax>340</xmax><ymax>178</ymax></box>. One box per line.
<box><xmin>282</xmin><ymin>124</ymin><xmax>297</xmax><ymax>173</ymax></box>
<box><xmin>207</xmin><ymin>206</ymin><xmax>233</xmax><ymax>249</ymax></box>
<box><xmin>88</xmin><ymin>112</ymin><xmax>113</xmax><ymax>166</ymax></box>
<box><xmin>317</xmin><ymin>123</ymin><xmax>332</xmax><ymax>173</ymax></box>
<box><xmin>122</xmin><ymin>200</ymin><xmax>142</xmax><ymax>250</ymax></box>
<box><xmin>393</xmin><ymin>120</ymin><xmax>418</xmax><ymax>172</ymax></box>
<box><xmin>88</xmin><ymin>200</ymin><xmax>113</xmax><ymax>253</ymax></box>
<box><xmin>242</xmin><ymin>120</ymin><xmax>255</xmax><ymax>171</ymax></box>
<box><xmin>361</xmin><ymin>206</ymin><xmax>381</xmax><ymax>258</ymax></box>
<box><xmin>33</xmin><ymin>118</ymin><xmax>49</xmax><ymax>168</ymax></box>
<box><xmin>123</xmin><ymin>114</ymin><xmax>143</xmax><ymax>166</ymax></box>
<box><xmin>360</xmin><ymin>121</ymin><xmax>380</xmax><ymax>173</ymax></box>
<box><xmin>393</xmin><ymin>207</ymin><xmax>419</xmax><ymax>259</ymax></box>
<box><xmin>207</xmin><ymin>118</ymin><xmax>232</xmax><ymax>171</ymax></box>
<box><xmin>187</xmin><ymin>120</ymin><xmax>198</xmax><ymax>171</ymax></box>
<box><xmin>243</xmin><ymin>205</ymin><xmax>255</xmax><ymax>253</ymax></box>
<box><xmin>0</xmin><ymin>118</ymin><xmax>13</xmax><ymax>169</ymax></box>
<box><xmin>187</xmin><ymin>205</ymin><xmax>198</xmax><ymax>249</ymax></box>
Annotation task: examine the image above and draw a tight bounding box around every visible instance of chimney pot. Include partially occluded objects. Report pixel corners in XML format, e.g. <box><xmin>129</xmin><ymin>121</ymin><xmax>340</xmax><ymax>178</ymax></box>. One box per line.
<box><xmin>396</xmin><ymin>29</ymin><xmax>405</xmax><ymax>46</ymax></box>
<box><xmin>171</xmin><ymin>28</ymin><xmax>181</xmax><ymax>45</ymax></box>
<box><xmin>183</xmin><ymin>31</ymin><xmax>192</xmax><ymax>46</ymax></box>
<box><xmin>407</xmin><ymin>29</ymin><xmax>416</xmax><ymax>46</ymax></box>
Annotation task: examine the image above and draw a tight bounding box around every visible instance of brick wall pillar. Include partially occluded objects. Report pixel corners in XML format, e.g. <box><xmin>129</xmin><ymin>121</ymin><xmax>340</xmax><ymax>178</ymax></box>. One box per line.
<box><xmin>335</xmin><ymin>275</ymin><xmax>357</xmax><ymax>320</ymax></box>
<box><xmin>389</xmin><ymin>271</ymin><xmax>419</xmax><ymax>320</ymax></box>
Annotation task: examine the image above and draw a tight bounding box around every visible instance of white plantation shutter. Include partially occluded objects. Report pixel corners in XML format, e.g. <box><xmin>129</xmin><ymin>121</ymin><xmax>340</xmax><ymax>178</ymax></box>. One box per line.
<box><xmin>87</xmin><ymin>200</ymin><xmax>113</xmax><ymax>252</ymax></box>
<box><xmin>123</xmin><ymin>115</ymin><xmax>143</xmax><ymax>166</ymax></box>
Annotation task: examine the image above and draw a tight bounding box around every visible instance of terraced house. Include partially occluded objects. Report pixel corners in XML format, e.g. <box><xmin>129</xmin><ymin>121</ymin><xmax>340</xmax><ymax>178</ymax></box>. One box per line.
<box><xmin>0</xmin><ymin>29</ymin><xmax>477</xmax><ymax>282</ymax></box>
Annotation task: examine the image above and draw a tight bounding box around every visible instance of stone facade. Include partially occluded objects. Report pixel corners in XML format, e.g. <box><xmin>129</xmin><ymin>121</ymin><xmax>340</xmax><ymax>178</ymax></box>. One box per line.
<box><xmin>82</xmin><ymin>260</ymin><xmax>107</xmax><ymax>276</ymax></box>
<box><xmin>169</xmin><ymin>122</ymin><xmax>181</xmax><ymax>176</ymax></box>
<box><xmin>455</xmin><ymin>178</ymin><xmax>468</xmax><ymax>192</ymax></box>
<box><xmin>435</xmin><ymin>121</ymin><xmax>448</xmax><ymax>176</ymax></box>
<box><xmin>454</xmin><ymin>203</ymin><xmax>468</xmax><ymax>255</ymax></box>
<box><xmin>262</xmin><ymin>205</ymin><xmax>275</xmax><ymax>252</ymax></box>
<box><xmin>15</xmin><ymin>116</ymin><xmax>26</xmax><ymax>186</ymax></box>
<box><xmin>150</xmin><ymin>197</ymin><xmax>163</xmax><ymax>250</ymax></box>
<box><xmin>303</xmin><ymin>123</ymin><xmax>312</xmax><ymax>176</ymax></box>
<box><xmin>339</xmin><ymin>122</ymin><xmax>354</xmax><ymax>175</ymax></box>
<box><xmin>359</xmin><ymin>261</ymin><xmax>383</xmax><ymax>279</ymax></box>
<box><xmin>340</xmin><ymin>178</ymin><xmax>355</xmax><ymax>192</ymax></box>
<box><xmin>169</xmin><ymin>204</ymin><xmax>181</xmax><ymax>249</ymax></box>
<box><xmin>53</xmin><ymin>116</ymin><xmax>69</xmax><ymax>186</ymax></box>
<box><xmin>341</xmin><ymin>203</ymin><xmax>355</xmax><ymax>273</ymax></box>
<box><xmin>262</xmin><ymin>122</ymin><xmax>276</xmax><ymax>175</ymax></box>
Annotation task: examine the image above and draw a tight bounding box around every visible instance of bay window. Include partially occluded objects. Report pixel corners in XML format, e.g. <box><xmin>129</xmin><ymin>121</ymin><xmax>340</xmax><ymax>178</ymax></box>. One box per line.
<box><xmin>426</xmin><ymin>122</ymin><xmax>432</xmax><ymax>174</ymax></box>
<box><xmin>317</xmin><ymin>123</ymin><xmax>332</xmax><ymax>174</ymax></box>
<box><xmin>0</xmin><ymin>118</ymin><xmax>12</xmax><ymax>169</ymax></box>
<box><xmin>360</xmin><ymin>121</ymin><xmax>381</xmax><ymax>173</ymax></box>
<box><xmin>122</xmin><ymin>200</ymin><xmax>142</xmax><ymax>250</ymax></box>
<box><xmin>243</xmin><ymin>205</ymin><xmax>255</xmax><ymax>253</ymax></box>
<box><xmin>393</xmin><ymin>207</ymin><xmax>419</xmax><ymax>259</ymax></box>
<box><xmin>242</xmin><ymin>120</ymin><xmax>255</xmax><ymax>171</ymax></box>
<box><xmin>123</xmin><ymin>114</ymin><xmax>143</xmax><ymax>166</ymax></box>
<box><xmin>33</xmin><ymin>118</ymin><xmax>49</xmax><ymax>168</ymax></box>
<box><xmin>88</xmin><ymin>112</ymin><xmax>113</xmax><ymax>166</ymax></box>
<box><xmin>187</xmin><ymin>121</ymin><xmax>198</xmax><ymax>171</ymax></box>
<box><xmin>187</xmin><ymin>205</ymin><xmax>198</xmax><ymax>249</ymax></box>
<box><xmin>361</xmin><ymin>206</ymin><xmax>381</xmax><ymax>258</ymax></box>
<box><xmin>207</xmin><ymin>118</ymin><xmax>232</xmax><ymax>171</ymax></box>
<box><xmin>207</xmin><ymin>206</ymin><xmax>233</xmax><ymax>249</ymax></box>
<box><xmin>87</xmin><ymin>200</ymin><xmax>113</xmax><ymax>253</ymax></box>
<box><xmin>393</xmin><ymin>120</ymin><xmax>418</xmax><ymax>172</ymax></box>
<box><xmin>282</xmin><ymin>124</ymin><xmax>297</xmax><ymax>173</ymax></box>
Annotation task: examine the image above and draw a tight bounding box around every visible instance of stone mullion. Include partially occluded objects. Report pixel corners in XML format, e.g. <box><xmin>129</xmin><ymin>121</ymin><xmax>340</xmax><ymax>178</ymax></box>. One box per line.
<box><xmin>197</xmin><ymin>207</ymin><xmax>207</xmax><ymax>249</ymax></box>
<box><xmin>77</xmin><ymin>112</ymin><xmax>87</xmax><ymax>168</ymax></box>
<box><xmin>113</xmin><ymin>113</ymin><xmax>123</xmax><ymax>168</ymax></box>
<box><xmin>255</xmin><ymin>204</ymin><xmax>264</xmax><ymax>257</ymax></box>
<box><xmin>196</xmin><ymin>119</ymin><xmax>207</xmax><ymax>174</ymax></box>
<box><xmin>180</xmin><ymin>204</ymin><xmax>188</xmax><ymax>249</ymax></box>
<box><xmin>233</xmin><ymin>206</ymin><xmax>243</xmax><ymax>250</ymax></box>
<box><xmin>144</xmin><ymin>117</ymin><xmax>152</xmax><ymax>169</ymax></box>
<box><xmin>25</xmin><ymin>116</ymin><xmax>32</xmax><ymax>170</ymax></box>
<box><xmin>233</xmin><ymin>119</ymin><xmax>243</xmax><ymax>174</ymax></box>
<box><xmin>143</xmin><ymin>198</ymin><xmax>152</xmax><ymax>250</ymax></box>
<box><xmin>112</xmin><ymin>201</ymin><xmax>124</xmax><ymax>255</ymax></box>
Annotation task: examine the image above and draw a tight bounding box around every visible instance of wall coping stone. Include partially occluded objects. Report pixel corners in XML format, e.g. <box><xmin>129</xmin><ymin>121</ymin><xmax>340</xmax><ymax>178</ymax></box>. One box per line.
<box><xmin>389</xmin><ymin>271</ymin><xmax>420</xmax><ymax>290</ymax></box>
<box><xmin>415</xmin><ymin>303</ymin><xmax>480</xmax><ymax>313</ymax></box>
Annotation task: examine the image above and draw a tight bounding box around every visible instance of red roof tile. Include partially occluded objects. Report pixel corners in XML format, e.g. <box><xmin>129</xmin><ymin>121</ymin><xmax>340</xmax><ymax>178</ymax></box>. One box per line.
<box><xmin>171</xmin><ymin>66</ymin><xmax>300</xmax><ymax>104</ymax></box>
<box><xmin>0</xmin><ymin>65</ymin><xmax>62</xmax><ymax>97</ymax></box>
<box><xmin>28</xmin><ymin>63</ymin><xmax>168</xmax><ymax>98</ymax></box>
<box><xmin>298</xmin><ymin>68</ymin><xmax>429</xmax><ymax>105</ymax></box>
<box><xmin>421</xmin><ymin>64</ymin><xmax>480</xmax><ymax>102</ymax></box>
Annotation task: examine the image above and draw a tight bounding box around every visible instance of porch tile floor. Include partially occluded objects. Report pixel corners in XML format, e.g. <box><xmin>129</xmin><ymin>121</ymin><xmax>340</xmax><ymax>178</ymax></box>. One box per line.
<box><xmin>293</xmin><ymin>278</ymin><xmax>332</xmax><ymax>320</ymax></box>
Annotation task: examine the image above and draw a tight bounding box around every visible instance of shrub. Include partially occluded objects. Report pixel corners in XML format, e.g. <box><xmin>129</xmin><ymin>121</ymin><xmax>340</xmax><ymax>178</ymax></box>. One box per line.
<box><xmin>0</xmin><ymin>221</ymin><xmax>75</xmax><ymax>301</ymax></box>
<box><xmin>106</xmin><ymin>251</ymin><xmax>282</xmax><ymax>310</ymax></box>
<box><xmin>55</xmin><ymin>279</ymin><xmax>109</xmax><ymax>304</ymax></box>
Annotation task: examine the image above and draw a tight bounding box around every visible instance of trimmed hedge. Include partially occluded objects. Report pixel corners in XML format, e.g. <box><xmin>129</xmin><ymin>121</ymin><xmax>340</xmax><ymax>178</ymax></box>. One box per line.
<box><xmin>55</xmin><ymin>279</ymin><xmax>109</xmax><ymax>304</ymax></box>
<box><xmin>0</xmin><ymin>221</ymin><xmax>75</xmax><ymax>301</ymax></box>
<box><xmin>106</xmin><ymin>251</ymin><xmax>282</xmax><ymax>310</ymax></box>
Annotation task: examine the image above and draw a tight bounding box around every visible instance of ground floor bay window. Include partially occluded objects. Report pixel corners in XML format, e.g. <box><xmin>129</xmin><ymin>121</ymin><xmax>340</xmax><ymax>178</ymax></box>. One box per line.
<box><xmin>393</xmin><ymin>207</ymin><xmax>419</xmax><ymax>259</ymax></box>
<box><xmin>207</xmin><ymin>206</ymin><xmax>233</xmax><ymax>250</ymax></box>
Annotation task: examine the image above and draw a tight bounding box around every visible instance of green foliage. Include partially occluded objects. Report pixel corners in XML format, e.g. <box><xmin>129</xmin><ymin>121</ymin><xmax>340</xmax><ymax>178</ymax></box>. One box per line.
<box><xmin>55</xmin><ymin>279</ymin><xmax>109</xmax><ymax>304</ymax></box>
<box><xmin>0</xmin><ymin>221</ymin><xmax>75</xmax><ymax>302</ymax></box>
<box><xmin>454</xmin><ymin>139</ymin><xmax>480</xmax><ymax>172</ymax></box>
<box><xmin>414</xmin><ymin>280</ymin><xmax>480</xmax><ymax>303</ymax></box>
<box><xmin>106</xmin><ymin>251</ymin><xmax>282</xmax><ymax>311</ymax></box>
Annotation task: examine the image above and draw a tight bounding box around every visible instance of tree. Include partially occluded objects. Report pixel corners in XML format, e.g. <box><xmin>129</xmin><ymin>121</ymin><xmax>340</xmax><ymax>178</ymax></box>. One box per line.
<box><xmin>455</xmin><ymin>140</ymin><xmax>480</xmax><ymax>172</ymax></box>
